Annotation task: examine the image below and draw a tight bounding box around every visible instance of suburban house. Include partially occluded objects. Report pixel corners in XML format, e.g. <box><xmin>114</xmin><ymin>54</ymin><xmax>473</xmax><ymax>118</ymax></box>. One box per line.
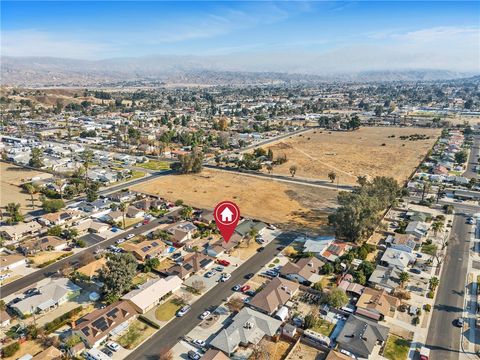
<box><xmin>0</xmin><ymin>310</ymin><xmax>11</xmax><ymax>328</ymax></box>
<box><xmin>205</xmin><ymin>238</ymin><xmax>238</xmax><ymax>258</ymax></box>
<box><xmin>105</xmin><ymin>210</ymin><xmax>124</xmax><ymax>223</ymax></box>
<box><xmin>19</xmin><ymin>236</ymin><xmax>67</xmax><ymax>255</ymax></box>
<box><xmin>386</xmin><ymin>234</ymin><xmax>417</xmax><ymax>253</ymax></box>
<box><xmin>249</xmin><ymin>277</ymin><xmax>300</xmax><ymax>315</ymax></box>
<box><xmin>123</xmin><ymin>240</ymin><xmax>165</xmax><ymax>261</ymax></box>
<box><xmin>166</xmin><ymin>221</ymin><xmax>198</xmax><ymax>243</ymax></box>
<box><xmin>301</xmin><ymin>236</ymin><xmax>335</xmax><ymax>255</ymax></box>
<box><xmin>201</xmin><ymin>349</ymin><xmax>230</xmax><ymax>360</ymax></box>
<box><xmin>132</xmin><ymin>198</ymin><xmax>164</xmax><ymax>211</ymax></box>
<box><xmin>336</xmin><ymin>314</ymin><xmax>390</xmax><ymax>359</ymax></box>
<box><xmin>405</xmin><ymin>221</ymin><xmax>429</xmax><ymax>240</ymax></box>
<box><xmin>197</xmin><ymin>209</ymin><xmax>215</xmax><ymax>224</ymax></box>
<box><xmin>121</xmin><ymin>275</ymin><xmax>182</xmax><ymax>313</ymax></box>
<box><xmin>234</xmin><ymin>220</ymin><xmax>267</xmax><ymax>238</ymax></box>
<box><xmin>369</xmin><ymin>265</ymin><xmax>402</xmax><ymax>293</ymax></box>
<box><xmin>31</xmin><ymin>346</ymin><xmax>63</xmax><ymax>360</ymax></box>
<box><xmin>210</xmin><ymin>307</ymin><xmax>282</xmax><ymax>356</ymax></box>
<box><xmin>126</xmin><ymin>206</ymin><xmax>145</xmax><ymax>218</ymax></box>
<box><xmin>107</xmin><ymin>190</ymin><xmax>137</xmax><ymax>203</ymax></box>
<box><xmin>338</xmin><ymin>274</ymin><xmax>365</xmax><ymax>297</ymax></box>
<box><xmin>319</xmin><ymin>241</ymin><xmax>352</xmax><ymax>262</ymax></box>
<box><xmin>280</xmin><ymin>257</ymin><xmax>325</xmax><ymax>285</ymax></box>
<box><xmin>166</xmin><ymin>252</ymin><xmax>215</xmax><ymax>279</ymax></box>
<box><xmin>77</xmin><ymin>258</ymin><xmax>107</xmax><ymax>279</ymax></box>
<box><xmin>74</xmin><ymin>301</ymin><xmax>137</xmax><ymax>348</ymax></box>
<box><xmin>355</xmin><ymin>287</ymin><xmax>399</xmax><ymax>321</ymax></box>
<box><xmin>38</xmin><ymin>209</ymin><xmax>83</xmax><ymax>226</ymax></box>
<box><xmin>0</xmin><ymin>253</ymin><xmax>27</xmax><ymax>271</ymax></box>
<box><xmin>325</xmin><ymin>350</ymin><xmax>354</xmax><ymax>360</ymax></box>
<box><xmin>0</xmin><ymin>221</ymin><xmax>43</xmax><ymax>242</ymax></box>
<box><xmin>380</xmin><ymin>248</ymin><xmax>415</xmax><ymax>271</ymax></box>
<box><xmin>12</xmin><ymin>278</ymin><xmax>81</xmax><ymax>316</ymax></box>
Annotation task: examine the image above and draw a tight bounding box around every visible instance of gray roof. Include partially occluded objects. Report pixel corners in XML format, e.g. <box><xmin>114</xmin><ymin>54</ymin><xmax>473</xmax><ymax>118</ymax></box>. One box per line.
<box><xmin>369</xmin><ymin>265</ymin><xmax>401</xmax><ymax>290</ymax></box>
<box><xmin>337</xmin><ymin>314</ymin><xmax>389</xmax><ymax>358</ymax></box>
<box><xmin>210</xmin><ymin>307</ymin><xmax>282</xmax><ymax>355</ymax></box>
<box><xmin>234</xmin><ymin>220</ymin><xmax>266</xmax><ymax>237</ymax></box>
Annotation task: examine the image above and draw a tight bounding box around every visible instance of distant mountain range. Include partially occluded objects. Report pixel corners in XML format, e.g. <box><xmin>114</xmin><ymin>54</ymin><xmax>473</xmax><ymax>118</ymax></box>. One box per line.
<box><xmin>1</xmin><ymin>55</ymin><xmax>476</xmax><ymax>87</ymax></box>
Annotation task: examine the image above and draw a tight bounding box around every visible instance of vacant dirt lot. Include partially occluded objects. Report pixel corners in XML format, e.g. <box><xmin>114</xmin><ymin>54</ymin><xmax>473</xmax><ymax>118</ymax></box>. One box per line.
<box><xmin>130</xmin><ymin>169</ymin><xmax>337</xmax><ymax>230</ymax></box>
<box><xmin>1</xmin><ymin>162</ymin><xmax>53</xmax><ymax>212</ymax></box>
<box><xmin>260</xmin><ymin>127</ymin><xmax>441</xmax><ymax>185</ymax></box>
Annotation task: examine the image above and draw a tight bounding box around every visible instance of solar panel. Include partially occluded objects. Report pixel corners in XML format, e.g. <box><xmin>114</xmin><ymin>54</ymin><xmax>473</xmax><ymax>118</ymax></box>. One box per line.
<box><xmin>81</xmin><ymin>328</ymin><xmax>90</xmax><ymax>336</ymax></box>
<box><xmin>106</xmin><ymin>308</ymin><xmax>119</xmax><ymax>318</ymax></box>
<box><xmin>184</xmin><ymin>263</ymin><xmax>193</xmax><ymax>270</ymax></box>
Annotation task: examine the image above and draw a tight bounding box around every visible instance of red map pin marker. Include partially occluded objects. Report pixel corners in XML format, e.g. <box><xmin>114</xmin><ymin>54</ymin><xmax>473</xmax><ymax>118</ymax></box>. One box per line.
<box><xmin>214</xmin><ymin>201</ymin><xmax>240</xmax><ymax>243</ymax></box>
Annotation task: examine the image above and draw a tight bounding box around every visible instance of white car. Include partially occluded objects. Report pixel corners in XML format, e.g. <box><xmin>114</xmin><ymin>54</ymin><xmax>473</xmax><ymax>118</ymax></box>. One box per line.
<box><xmin>204</xmin><ymin>270</ymin><xmax>216</xmax><ymax>278</ymax></box>
<box><xmin>192</xmin><ymin>339</ymin><xmax>206</xmax><ymax>347</ymax></box>
<box><xmin>177</xmin><ymin>305</ymin><xmax>191</xmax><ymax>317</ymax></box>
<box><xmin>220</xmin><ymin>273</ymin><xmax>231</xmax><ymax>282</ymax></box>
<box><xmin>200</xmin><ymin>311</ymin><xmax>211</xmax><ymax>320</ymax></box>
<box><xmin>126</xmin><ymin>234</ymin><xmax>135</xmax><ymax>239</ymax></box>
<box><xmin>106</xmin><ymin>341</ymin><xmax>120</xmax><ymax>352</ymax></box>
<box><xmin>116</xmin><ymin>238</ymin><xmax>125</xmax><ymax>244</ymax></box>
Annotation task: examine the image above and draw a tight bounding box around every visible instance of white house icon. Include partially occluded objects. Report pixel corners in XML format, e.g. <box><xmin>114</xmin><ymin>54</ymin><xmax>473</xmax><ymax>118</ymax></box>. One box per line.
<box><xmin>221</xmin><ymin>207</ymin><xmax>234</xmax><ymax>222</ymax></box>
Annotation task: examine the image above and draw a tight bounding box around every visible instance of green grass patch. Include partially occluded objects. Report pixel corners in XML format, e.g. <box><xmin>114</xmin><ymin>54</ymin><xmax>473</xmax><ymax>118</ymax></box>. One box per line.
<box><xmin>421</xmin><ymin>243</ymin><xmax>437</xmax><ymax>256</ymax></box>
<box><xmin>155</xmin><ymin>300</ymin><xmax>181</xmax><ymax>321</ymax></box>
<box><xmin>137</xmin><ymin>161</ymin><xmax>171</xmax><ymax>171</ymax></box>
<box><xmin>383</xmin><ymin>335</ymin><xmax>411</xmax><ymax>360</ymax></box>
<box><xmin>117</xmin><ymin>319</ymin><xmax>156</xmax><ymax>349</ymax></box>
<box><xmin>311</xmin><ymin>319</ymin><xmax>335</xmax><ymax>337</ymax></box>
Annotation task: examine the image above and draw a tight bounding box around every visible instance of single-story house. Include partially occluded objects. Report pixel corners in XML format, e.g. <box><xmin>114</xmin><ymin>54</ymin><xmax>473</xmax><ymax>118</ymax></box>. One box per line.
<box><xmin>31</xmin><ymin>346</ymin><xmax>63</xmax><ymax>360</ymax></box>
<box><xmin>19</xmin><ymin>236</ymin><xmax>67</xmax><ymax>255</ymax></box>
<box><xmin>0</xmin><ymin>253</ymin><xmax>27</xmax><ymax>271</ymax></box>
<box><xmin>123</xmin><ymin>240</ymin><xmax>165</xmax><ymax>261</ymax></box>
<box><xmin>105</xmin><ymin>210</ymin><xmax>124</xmax><ymax>223</ymax></box>
<box><xmin>320</xmin><ymin>241</ymin><xmax>352</xmax><ymax>262</ymax></box>
<box><xmin>405</xmin><ymin>221</ymin><xmax>429</xmax><ymax>240</ymax></box>
<box><xmin>355</xmin><ymin>287</ymin><xmax>399</xmax><ymax>321</ymax></box>
<box><xmin>106</xmin><ymin>190</ymin><xmax>137</xmax><ymax>203</ymax></box>
<box><xmin>301</xmin><ymin>236</ymin><xmax>335</xmax><ymax>255</ymax></box>
<box><xmin>369</xmin><ymin>265</ymin><xmax>402</xmax><ymax>293</ymax></box>
<box><xmin>126</xmin><ymin>206</ymin><xmax>145</xmax><ymax>218</ymax></box>
<box><xmin>206</xmin><ymin>238</ymin><xmax>239</xmax><ymax>257</ymax></box>
<box><xmin>166</xmin><ymin>252</ymin><xmax>215</xmax><ymax>279</ymax></box>
<box><xmin>166</xmin><ymin>221</ymin><xmax>198</xmax><ymax>243</ymax></box>
<box><xmin>122</xmin><ymin>275</ymin><xmax>182</xmax><ymax>313</ymax></box>
<box><xmin>380</xmin><ymin>248</ymin><xmax>415</xmax><ymax>271</ymax></box>
<box><xmin>249</xmin><ymin>277</ymin><xmax>300</xmax><ymax>315</ymax></box>
<box><xmin>210</xmin><ymin>307</ymin><xmax>282</xmax><ymax>356</ymax></box>
<box><xmin>0</xmin><ymin>221</ymin><xmax>43</xmax><ymax>242</ymax></box>
<box><xmin>74</xmin><ymin>300</ymin><xmax>137</xmax><ymax>348</ymax></box>
<box><xmin>234</xmin><ymin>220</ymin><xmax>267</xmax><ymax>238</ymax></box>
<box><xmin>386</xmin><ymin>234</ymin><xmax>417</xmax><ymax>253</ymax></box>
<box><xmin>12</xmin><ymin>278</ymin><xmax>81</xmax><ymax>316</ymax></box>
<box><xmin>336</xmin><ymin>314</ymin><xmax>390</xmax><ymax>359</ymax></box>
<box><xmin>280</xmin><ymin>257</ymin><xmax>325</xmax><ymax>285</ymax></box>
<box><xmin>77</xmin><ymin>258</ymin><xmax>107</xmax><ymax>279</ymax></box>
<box><xmin>201</xmin><ymin>349</ymin><xmax>230</xmax><ymax>360</ymax></box>
<box><xmin>0</xmin><ymin>310</ymin><xmax>11</xmax><ymax>328</ymax></box>
<box><xmin>38</xmin><ymin>210</ymin><xmax>83</xmax><ymax>226</ymax></box>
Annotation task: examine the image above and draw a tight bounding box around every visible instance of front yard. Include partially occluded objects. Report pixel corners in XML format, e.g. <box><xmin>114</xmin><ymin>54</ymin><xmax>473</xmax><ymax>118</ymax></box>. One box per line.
<box><xmin>117</xmin><ymin>319</ymin><xmax>156</xmax><ymax>349</ymax></box>
<box><xmin>137</xmin><ymin>160</ymin><xmax>171</xmax><ymax>171</ymax></box>
<box><xmin>383</xmin><ymin>335</ymin><xmax>411</xmax><ymax>360</ymax></box>
<box><xmin>155</xmin><ymin>300</ymin><xmax>182</xmax><ymax>321</ymax></box>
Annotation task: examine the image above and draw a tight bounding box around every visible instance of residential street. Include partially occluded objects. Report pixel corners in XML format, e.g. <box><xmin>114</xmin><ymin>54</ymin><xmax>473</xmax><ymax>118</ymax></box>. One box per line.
<box><xmin>1</xmin><ymin>209</ymin><xmax>180</xmax><ymax>299</ymax></box>
<box><xmin>427</xmin><ymin>214</ymin><xmax>472</xmax><ymax>360</ymax></box>
<box><xmin>124</xmin><ymin>231</ymin><xmax>298</xmax><ymax>360</ymax></box>
<box><xmin>463</xmin><ymin>135</ymin><xmax>480</xmax><ymax>180</ymax></box>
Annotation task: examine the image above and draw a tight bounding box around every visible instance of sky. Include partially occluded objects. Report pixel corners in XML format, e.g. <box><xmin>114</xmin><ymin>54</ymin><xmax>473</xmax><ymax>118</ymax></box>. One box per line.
<box><xmin>1</xmin><ymin>1</ymin><xmax>479</xmax><ymax>73</ymax></box>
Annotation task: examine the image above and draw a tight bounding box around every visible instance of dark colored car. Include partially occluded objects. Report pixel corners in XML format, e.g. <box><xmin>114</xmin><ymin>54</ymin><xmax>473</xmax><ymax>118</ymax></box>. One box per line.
<box><xmin>244</xmin><ymin>273</ymin><xmax>254</xmax><ymax>279</ymax></box>
<box><xmin>257</xmin><ymin>246</ymin><xmax>265</xmax><ymax>252</ymax></box>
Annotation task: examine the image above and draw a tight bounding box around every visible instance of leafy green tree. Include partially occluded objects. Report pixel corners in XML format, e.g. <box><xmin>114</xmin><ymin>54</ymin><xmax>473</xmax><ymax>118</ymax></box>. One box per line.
<box><xmin>429</xmin><ymin>276</ymin><xmax>439</xmax><ymax>291</ymax></box>
<box><xmin>454</xmin><ymin>150</ymin><xmax>468</xmax><ymax>165</ymax></box>
<box><xmin>42</xmin><ymin>199</ymin><xmax>65</xmax><ymax>213</ymax></box>
<box><xmin>304</xmin><ymin>314</ymin><xmax>317</xmax><ymax>329</ymax></box>
<box><xmin>143</xmin><ymin>258</ymin><xmax>160</xmax><ymax>272</ymax></box>
<box><xmin>99</xmin><ymin>253</ymin><xmax>138</xmax><ymax>303</ymax></box>
<box><xmin>399</xmin><ymin>271</ymin><xmax>410</xmax><ymax>288</ymax></box>
<box><xmin>47</xmin><ymin>225</ymin><xmax>63</xmax><ymax>237</ymax></box>
<box><xmin>180</xmin><ymin>206</ymin><xmax>193</xmax><ymax>220</ymax></box>
<box><xmin>5</xmin><ymin>202</ymin><xmax>24</xmax><ymax>223</ymax></box>
<box><xmin>321</xmin><ymin>263</ymin><xmax>334</xmax><ymax>275</ymax></box>
<box><xmin>325</xmin><ymin>288</ymin><xmax>348</xmax><ymax>308</ymax></box>
<box><xmin>29</xmin><ymin>148</ymin><xmax>44</xmax><ymax>168</ymax></box>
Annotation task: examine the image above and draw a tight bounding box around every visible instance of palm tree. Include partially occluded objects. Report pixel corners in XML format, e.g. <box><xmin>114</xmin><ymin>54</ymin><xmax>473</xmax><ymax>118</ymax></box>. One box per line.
<box><xmin>429</xmin><ymin>276</ymin><xmax>439</xmax><ymax>291</ymax></box>
<box><xmin>431</xmin><ymin>221</ymin><xmax>443</xmax><ymax>237</ymax></box>
<box><xmin>80</xmin><ymin>150</ymin><xmax>94</xmax><ymax>184</ymax></box>
<box><xmin>421</xmin><ymin>181</ymin><xmax>431</xmax><ymax>202</ymax></box>
<box><xmin>399</xmin><ymin>271</ymin><xmax>410</xmax><ymax>288</ymax></box>
<box><xmin>24</xmin><ymin>183</ymin><xmax>37</xmax><ymax>209</ymax></box>
<box><xmin>328</xmin><ymin>171</ymin><xmax>337</xmax><ymax>183</ymax></box>
<box><xmin>119</xmin><ymin>202</ymin><xmax>128</xmax><ymax>229</ymax></box>
<box><xmin>5</xmin><ymin>202</ymin><xmax>21</xmax><ymax>218</ymax></box>
<box><xmin>54</xmin><ymin>178</ymin><xmax>65</xmax><ymax>199</ymax></box>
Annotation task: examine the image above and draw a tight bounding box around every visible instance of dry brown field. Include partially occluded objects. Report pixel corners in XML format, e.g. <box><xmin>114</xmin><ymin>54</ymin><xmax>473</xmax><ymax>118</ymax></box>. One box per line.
<box><xmin>260</xmin><ymin>127</ymin><xmax>440</xmax><ymax>185</ymax></box>
<box><xmin>130</xmin><ymin>169</ymin><xmax>338</xmax><ymax>231</ymax></box>
<box><xmin>0</xmin><ymin>162</ymin><xmax>52</xmax><ymax>212</ymax></box>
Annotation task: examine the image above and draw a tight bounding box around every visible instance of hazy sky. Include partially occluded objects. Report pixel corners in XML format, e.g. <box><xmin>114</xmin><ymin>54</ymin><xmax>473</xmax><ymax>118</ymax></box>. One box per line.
<box><xmin>1</xmin><ymin>1</ymin><xmax>479</xmax><ymax>73</ymax></box>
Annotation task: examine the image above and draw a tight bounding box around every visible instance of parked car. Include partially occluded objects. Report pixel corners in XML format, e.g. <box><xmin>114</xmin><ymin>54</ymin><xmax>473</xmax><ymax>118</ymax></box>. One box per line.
<box><xmin>134</xmin><ymin>223</ymin><xmax>142</xmax><ymax>228</ymax></box>
<box><xmin>245</xmin><ymin>290</ymin><xmax>256</xmax><ymax>296</ymax></box>
<box><xmin>24</xmin><ymin>288</ymin><xmax>39</xmax><ymax>296</ymax></box>
<box><xmin>243</xmin><ymin>297</ymin><xmax>251</xmax><ymax>303</ymax></box>
<box><xmin>241</xmin><ymin>285</ymin><xmax>251</xmax><ymax>292</ymax></box>
<box><xmin>106</xmin><ymin>342</ymin><xmax>120</xmax><ymax>352</ymax></box>
<box><xmin>126</xmin><ymin>233</ymin><xmax>135</xmax><ymax>239</ymax></box>
<box><xmin>177</xmin><ymin>305</ymin><xmax>191</xmax><ymax>317</ymax></box>
<box><xmin>215</xmin><ymin>266</ymin><xmax>224</xmax><ymax>272</ymax></box>
<box><xmin>257</xmin><ymin>246</ymin><xmax>265</xmax><ymax>252</ymax></box>
<box><xmin>188</xmin><ymin>350</ymin><xmax>201</xmax><ymax>360</ymax></box>
<box><xmin>111</xmin><ymin>227</ymin><xmax>119</xmax><ymax>232</ymax></box>
<box><xmin>172</xmin><ymin>253</ymin><xmax>182</xmax><ymax>259</ymax></box>
<box><xmin>102</xmin><ymin>348</ymin><xmax>114</xmax><ymax>357</ymax></box>
<box><xmin>455</xmin><ymin>318</ymin><xmax>464</xmax><ymax>327</ymax></box>
<box><xmin>232</xmin><ymin>284</ymin><xmax>241</xmax><ymax>291</ymax></box>
<box><xmin>143</xmin><ymin>219</ymin><xmax>150</xmax><ymax>225</ymax></box>
<box><xmin>409</xmin><ymin>268</ymin><xmax>422</xmax><ymax>274</ymax></box>
<box><xmin>192</xmin><ymin>339</ymin><xmax>206</xmax><ymax>347</ymax></box>
<box><xmin>217</xmin><ymin>259</ymin><xmax>230</xmax><ymax>266</ymax></box>
<box><xmin>204</xmin><ymin>270</ymin><xmax>216</xmax><ymax>278</ymax></box>
<box><xmin>116</xmin><ymin>238</ymin><xmax>125</xmax><ymax>244</ymax></box>
<box><xmin>64</xmin><ymin>247</ymin><xmax>72</xmax><ymax>251</ymax></box>
<box><xmin>244</xmin><ymin>273</ymin><xmax>254</xmax><ymax>279</ymax></box>
<box><xmin>467</xmin><ymin>217</ymin><xmax>475</xmax><ymax>225</ymax></box>
<box><xmin>200</xmin><ymin>311</ymin><xmax>211</xmax><ymax>320</ymax></box>
<box><xmin>220</xmin><ymin>273</ymin><xmax>231</xmax><ymax>282</ymax></box>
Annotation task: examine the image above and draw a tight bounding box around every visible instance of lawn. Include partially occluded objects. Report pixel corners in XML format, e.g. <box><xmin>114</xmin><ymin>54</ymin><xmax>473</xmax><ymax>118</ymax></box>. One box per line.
<box><xmin>312</xmin><ymin>318</ymin><xmax>335</xmax><ymax>337</ymax></box>
<box><xmin>30</xmin><ymin>251</ymin><xmax>66</xmax><ymax>266</ymax></box>
<box><xmin>383</xmin><ymin>335</ymin><xmax>411</xmax><ymax>360</ymax></box>
<box><xmin>121</xmin><ymin>217</ymin><xmax>143</xmax><ymax>229</ymax></box>
<box><xmin>421</xmin><ymin>243</ymin><xmax>437</xmax><ymax>256</ymax></box>
<box><xmin>117</xmin><ymin>319</ymin><xmax>156</xmax><ymax>349</ymax></box>
<box><xmin>155</xmin><ymin>300</ymin><xmax>181</xmax><ymax>321</ymax></box>
<box><xmin>137</xmin><ymin>160</ymin><xmax>171</xmax><ymax>171</ymax></box>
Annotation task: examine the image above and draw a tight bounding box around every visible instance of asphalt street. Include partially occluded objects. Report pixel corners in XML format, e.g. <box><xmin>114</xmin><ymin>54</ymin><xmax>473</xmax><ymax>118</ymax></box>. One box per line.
<box><xmin>463</xmin><ymin>135</ymin><xmax>480</xmax><ymax>179</ymax></box>
<box><xmin>426</xmin><ymin>214</ymin><xmax>472</xmax><ymax>360</ymax></box>
<box><xmin>124</xmin><ymin>231</ymin><xmax>298</xmax><ymax>360</ymax></box>
<box><xmin>1</xmin><ymin>209</ymin><xmax>180</xmax><ymax>299</ymax></box>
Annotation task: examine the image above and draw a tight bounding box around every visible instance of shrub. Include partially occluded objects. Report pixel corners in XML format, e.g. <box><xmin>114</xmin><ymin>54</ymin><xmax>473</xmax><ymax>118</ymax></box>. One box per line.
<box><xmin>412</xmin><ymin>316</ymin><xmax>420</xmax><ymax>325</ymax></box>
<box><xmin>44</xmin><ymin>306</ymin><xmax>82</xmax><ymax>333</ymax></box>
<box><xmin>427</xmin><ymin>290</ymin><xmax>434</xmax><ymax>299</ymax></box>
<box><xmin>424</xmin><ymin>304</ymin><xmax>431</xmax><ymax>312</ymax></box>
<box><xmin>2</xmin><ymin>342</ymin><xmax>20</xmax><ymax>357</ymax></box>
